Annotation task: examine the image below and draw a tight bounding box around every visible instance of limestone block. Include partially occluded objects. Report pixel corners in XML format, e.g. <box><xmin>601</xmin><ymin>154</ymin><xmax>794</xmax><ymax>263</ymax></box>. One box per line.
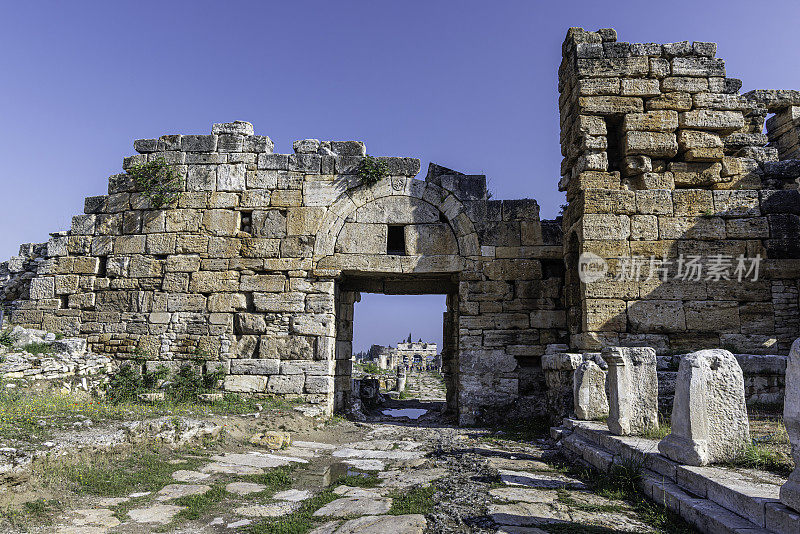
<box><xmin>335</xmin><ymin>223</ymin><xmax>386</xmax><ymax>254</ymax></box>
<box><xmin>212</xmin><ymin>121</ymin><xmax>254</xmax><ymax>136</ymax></box>
<box><xmin>239</xmin><ymin>275</ymin><xmax>285</xmax><ymax>292</ymax></box>
<box><xmin>576</xmin><ymin>57</ymin><xmax>649</xmax><ymax>78</ymax></box>
<box><xmin>577</xmin><ymin>96</ymin><xmax>643</xmax><ymax>115</ymax></box>
<box><xmin>646</xmin><ymin>92</ymin><xmax>693</xmax><ymax>111</ymax></box>
<box><xmin>583</xmin><ymin>299</ymin><xmax>627</xmax><ymax>332</ymax></box>
<box><xmin>659</xmin><ymin>349</ymin><xmax>749</xmax><ymax>466</ymax></box>
<box><xmin>303</xmin><ymin>176</ymin><xmax>357</xmax><ymax>206</ymax></box>
<box><xmin>712</xmin><ymin>191</ymin><xmax>760</xmax><ymax>217</ymax></box>
<box><xmin>573</xmin><ymin>360</ymin><xmax>609</xmax><ymax>420</ymax></box>
<box><xmin>685</xmin><ymin>301</ymin><xmax>739</xmax><ymax>333</ymax></box>
<box><xmin>623</xmin><ymin>131</ymin><xmax>678</xmax><ymax>158</ymax></box>
<box><xmin>287</xmin><ymin>207</ymin><xmax>326</xmax><ymax>235</ymax></box>
<box><xmin>260</xmin><ymin>335</ymin><xmax>315</xmax><ymax>360</ymax></box>
<box><xmin>290</xmin><ymin>314</ymin><xmax>334</xmax><ymax>337</ymax></box>
<box><xmin>241</xmin><ymin>190</ymin><xmax>271</xmax><ymax>209</ymax></box>
<box><xmin>671</xmin><ymin>57</ymin><xmax>725</xmax><ymax>77</ymax></box>
<box><xmin>405</xmin><ymin>224</ymin><xmax>458</xmax><ymax>255</ymax></box>
<box><xmin>678</xmin><ymin>110</ymin><xmax>744</xmax><ymax>132</ymax></box>
<box><xmin>636</xmin><ymin>190</ymin><xmax>673</xmax><ymax>215</ymax></box>
<box><xmin>658</xmin><ymin>216</ymin><xmax>725</xmax><ymax>240</ymax></box>
<box><xmin>224</xmin><ymin>375</ymin><xmax>268</xmax><ymax>393</ymax></box>
<box><xmin>781</xmin><ymin>339</ymin><xmax>800</xmax><ymax>511</ymax></box>
<box><xmin>201</xmin><ymin>210</ymin><xmax>238</xmax><ymax>237</ymax></box>
<box><xmin>252</xmin><ymin>210</ymin><xmax>287</xmax><ymax>238</ymax></box>
<box><xmin>353</xmin><ymin>196</ymin><xmax>439</xmax><ymax>224</ymax></box>
<box><xmin>253</xmin><ymin>292</ymin><xmax>305</xmax><ymax>313</ymax></box>
<box><xmin>630</xmin><ymin>215</ymin><xmax>658</xmax><ymax>240</ymax></box>
<box><xmin>620</xmin><ymin>79</ymin><xmax>660</xmax><ymax>97</ymax></box>
<box><xmin>581</xmin><ymin>214</ymin><xmax>630</xmax><ymax>240</ymax></box>
<box><xmin>269</xmin><ymin>190</ymin><xmax>301</xmax><ymax>208</ymax></box>
<box><xmin>603</xmin><ymin>346</ymin><xmax>658</xmax><ymax>436</ymax></box>
<box><xmin>267</xmin><ymin>374</ymin><xmax>305</xmax><ymax>394</ymax></box>
<box><xmin>672</xmin><ymin>190</ymin><xmax>714</xmax><ymax>217</ymax></box>
<box><xmin>187</xmin><ymin>165</ymin><xmax>217</xmax><ymax>191</ymax></box>
<box><xmin>622</xmin><ymin>110</ymin><xmax>678</xmax><ymax>132</ymax></box>
<box><xmin>669</xmin><ymin>162</ymin><xmax>723</xmax><ymax>187</ymax></box>
<box><xmin>627</xmin><ymin>300</ymin><xmax>686</xmax><ymax>333</ymax></box>
<box><xmin>29</xmin><ymin>277</ymin><xmax>55</xmax><ymax>300</ymax></box>
<box><xmin>305</xmin><ymin>375</ymin><xmax>333</xmax><ymax>394</ymax></box>
<box><xmin>230</xmin><ymin>359</ymin><xmax>280</xmax><ymax>375</ymax></box>
<box><xmin>217</xmin><ymin>164</ymin><xmax>246</xmax><ymax>191</ymax></box>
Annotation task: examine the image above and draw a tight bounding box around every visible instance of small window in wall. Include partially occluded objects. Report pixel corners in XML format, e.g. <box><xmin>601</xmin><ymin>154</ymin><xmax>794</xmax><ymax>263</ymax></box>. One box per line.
<box><xmin>240</xmin><ymin>211</ymin><xmax>253</xmax><ymax>234</ymax></box>
<box><xmin>387</xmin><ymin>225</ymin><xmax>406</xmax><ymax>255</ymax></box>
<box><xmin>605</xmin><ymin>116</ymin><xmax>623</xmax><ymax>172</ymax></box>
<box><xmin>97</xmin><ymin>256</ymin><xmax>107</xmax><ymax>277</ymax></box>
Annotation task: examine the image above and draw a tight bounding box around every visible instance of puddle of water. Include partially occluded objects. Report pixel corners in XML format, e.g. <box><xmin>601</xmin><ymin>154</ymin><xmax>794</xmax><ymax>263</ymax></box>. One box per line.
<box><xmin>323</xmin><ymin>462</ymin><xmax>376</xmax><ymax>485</ymax></box>
<box><xmin>381</xmin><ymin>408</ymin><xmax>428</xmax><ymax>420</ymax></box>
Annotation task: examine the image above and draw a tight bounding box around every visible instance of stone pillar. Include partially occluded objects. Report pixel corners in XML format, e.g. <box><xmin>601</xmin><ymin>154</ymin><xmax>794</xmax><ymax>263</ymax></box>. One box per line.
<box><xmin>603</xmin><ymin>346</ymin><xmax>658</xmax><ymax>436</ymax></box>
<box><xmin>781</xmin><ymin>338</ymin><xmax>800</xmax><ymax>511</ymax></box>
<box><xmin>573</xmin><ymin>360</ymin><xmax>609</xmax><ymax>420</ymax></box>
<box><xmin>659</xmin><ymin>349</ymin><xmax>749</xmax><ymax>466</ymax></box>
<box><xmin>542</xmin><ymin>348</ymin><xmax>583</xmax><ymax>418</ymax></box>
<box><xmin>396</xmin><ymin>365</ymin><xmax>406</xmax><ymax>392</ymax></box>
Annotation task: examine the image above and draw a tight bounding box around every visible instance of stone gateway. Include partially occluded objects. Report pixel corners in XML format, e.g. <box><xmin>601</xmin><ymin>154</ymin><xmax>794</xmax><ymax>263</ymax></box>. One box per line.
<box><xmin>4</xmin><ymin>27</ymin><xmax>800</xmax><ymax>426</ymax></box>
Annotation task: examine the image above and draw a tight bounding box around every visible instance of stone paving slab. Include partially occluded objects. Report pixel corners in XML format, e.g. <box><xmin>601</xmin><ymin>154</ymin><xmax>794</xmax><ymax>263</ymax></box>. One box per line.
<box><xmin>499</xmin><ymin>469</ymin><xmax>586</xmax><ymax>489</ymax></box>
<box><xmin>226</xmin><ymin>481</ymin><xmax>266</xmax><ymax>495</ymax></box>
<box><xmin>333</xmin><ymin>513</ymin><xmax>427</xmax><ymax>533</ymax></box>
<box><xmin>127</xmin><ymin>503</ymin><xmax>185</xmax><ymax>524</ymax></box>
<box><xmin>235</xmin><ymin>501</ymin><xmax>299</xmax><ymax>517</ymax></box>
<box><xmin>313</xmin><ymin>496</ymin><xmax>392</xmax><ymax>517</ymax></box>
<box><xmin>489</xmin><ymin>487</ymin><xmax>558</xmax><ymax>503</ymax></box>
<box><xmin>156</xmin><ymin>483</ymin><xmax>211</xmax><ymax>501</ymax></box>
<box><xmin>171</xmin><ymin>469</ymin><xmax>211</xmax><ymax>482</ymax></box>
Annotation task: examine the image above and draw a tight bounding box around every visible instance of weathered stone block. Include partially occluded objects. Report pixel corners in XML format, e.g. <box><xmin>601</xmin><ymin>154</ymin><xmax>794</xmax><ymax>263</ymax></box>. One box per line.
<box><xmin>230</xmin><ymin>359</ymin><xmax>279</xmax><ymax>375</ymax></box>
<box><xmin>659</xmin><ymin>349</ymin><xmax>749</xmax><ymax>466</ymax></box>
<box><xmin>603</xmin><ymin>346</ymin><xmax>658</xmax><ymax>436</ymax></box>
<box><xmin>224</xmin><ymin>375</ymin><xmax>268</xmax><ymax>393</ymax></box>
<box><xmin>267</xmin><ymin>374</ymin><xmax>305</xmax><ymax>394</ymax></box>
<box><xmin>573</xmin><ymin>360</ymin><xmax>609</xmax><ymax>420</ymax></box>
<box><xmin>623</xmin><ymin>131</ymin><xmax>678</xmax><ymax>158</ymax></box>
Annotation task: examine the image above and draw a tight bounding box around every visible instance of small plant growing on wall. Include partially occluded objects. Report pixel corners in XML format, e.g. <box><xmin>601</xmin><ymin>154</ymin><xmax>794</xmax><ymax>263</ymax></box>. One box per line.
<box><xmin>127</xmin><ymin>157</ymin><xmax>183</xmax><ymax>208</ymax></box>
<box><xmin>357</xmin><ymin>155</ymin><xmax>389</xmax><ymax>186</ymax></box>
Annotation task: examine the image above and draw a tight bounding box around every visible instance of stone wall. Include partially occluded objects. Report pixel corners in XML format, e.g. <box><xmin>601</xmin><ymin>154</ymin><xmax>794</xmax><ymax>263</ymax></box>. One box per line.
<box><xmin>0</xmin><ymin>121</ymin><xmax>566</xmax><ymax>424</ymax></box>
<box><xmin>3</xmin><ymin>27</ymin><xmax>799</xmax><ymax>425</ymax></box>
<box><xmin>559</xmin><ymin>28</ymin><xmax>800</xmax><ymax>357</ymax></box>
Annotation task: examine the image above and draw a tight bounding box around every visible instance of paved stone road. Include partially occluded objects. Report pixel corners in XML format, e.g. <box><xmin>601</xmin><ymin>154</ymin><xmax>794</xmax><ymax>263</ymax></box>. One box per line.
<box><xmin>48</xmin><ymin>410</ymin><xmax>665</xmax><ymax>533</ymax></box>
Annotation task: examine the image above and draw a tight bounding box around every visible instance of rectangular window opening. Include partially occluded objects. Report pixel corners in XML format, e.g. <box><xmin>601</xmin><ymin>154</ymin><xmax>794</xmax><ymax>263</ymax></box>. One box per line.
<box><xmin>605</xmin><ymin>115</ymin><xmax>623</xmax><ymax>172</ymax></box>
<box><xmin>97</xmin><ymin>256</ymin><xmax>107</xmax><ymax>277</ymax></box>
<box><xmin>387</xmin><ymin>225</ymin><xmax>406</xmax><ymax>255</ymax></box>
<box><xmin>240</xmin><ymin>211</ymin><xmax>253</xmax><ymax>234</ymax></box>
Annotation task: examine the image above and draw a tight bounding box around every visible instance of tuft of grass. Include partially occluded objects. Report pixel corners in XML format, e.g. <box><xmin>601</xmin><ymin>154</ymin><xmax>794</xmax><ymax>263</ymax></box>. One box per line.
<box><xmin>0</xmin><ymin>498</ymin><xmax>63</xmax><ymax>527</ymax></box>
<box><xmin>244</xmin><ymin>465</ymin><xmax>295</xmax><ymax>494</ymax></box>
<box><xmin>559</xmin><ymin>459</ymin><xmax>694</xmax><ymax>534</ymax></box>
<box><xmin>641</xmin><ymin>423</ymin><xmax>671</xmax><ymax>440</ymax></box>
<box><xmin>555</xmin><ymin>488</ymin><xmax>626</xmax><ymax>514</ymax></box>
<box><xmin>725</xmin><ymin>443</ymin><xmax>793</xmax><ymax>477</ymax></box>
<box><xmin>388</xmin><ymin>485</ymin><xmax>435</xmax><ymax>515</ymax></box>
<box><xmin>172</xmin><ymin>483</ymin><xmax>228</xmax><ymax>521</ymax></box>
<box><xmin>249</xmin><ymin>488</ymin><xmax>339</xmax><ymax>534</ymax></box>
<box><xmin>335</xmin><ymin>473</ymin><xmax>380</xmax><ymax>488</ymax></box>
<box><xmin>21</xmin><ymin>342</ymin><xmax>54</xmax><ymax>355</ymax></box>
<box><xmin>34</xmin><ymin>449</ymin><xmax>201</xmax><ymax>497</ymax></box>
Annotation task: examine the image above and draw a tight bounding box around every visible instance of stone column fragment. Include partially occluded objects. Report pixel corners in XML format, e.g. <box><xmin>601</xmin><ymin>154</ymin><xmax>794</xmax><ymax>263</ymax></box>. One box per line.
<box><xmin>573</xmin><ymin>360</ymin><xmax>609</xmax><ymax>420</ymax></box>
<box><xmin>781</xmin><ymin>338</ymin><xmax>800</xmax><ymax>511</ymax></box>
<box><xmin>659</xmin><ymin>349</ymin><xmax>750</xmax><ymax>466</ymax></box>
<box><xmin>603</xmin><ymin>346</ymin><xmax>658</xmax><ymax>436</ymax></box>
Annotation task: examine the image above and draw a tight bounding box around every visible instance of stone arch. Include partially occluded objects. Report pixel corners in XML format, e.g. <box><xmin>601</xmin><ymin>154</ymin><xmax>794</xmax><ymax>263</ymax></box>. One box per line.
<box><xmin>313</xmin><ymin>178</ymin><xmax>479</xmax><ymax>260</ymax></box>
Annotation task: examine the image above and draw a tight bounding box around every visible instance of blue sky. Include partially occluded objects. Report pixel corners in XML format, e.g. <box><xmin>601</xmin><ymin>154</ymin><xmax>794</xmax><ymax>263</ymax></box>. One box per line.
<box><xmin>1</xmin><ymin>0</ymin><xmax>799</xmax><ymax>350</ymax></box>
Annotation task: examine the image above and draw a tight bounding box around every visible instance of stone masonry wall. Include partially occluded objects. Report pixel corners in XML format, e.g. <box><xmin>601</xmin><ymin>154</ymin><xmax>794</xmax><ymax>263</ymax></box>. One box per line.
<box><xmin>559</xmin><ymin>28</ymin><xmax>800</xmax><ymax>357</ymax></box>
<box><xmin>1</xmin><ymin>121</ymin><xmax>566</xmax><ymax>424</ymax></box>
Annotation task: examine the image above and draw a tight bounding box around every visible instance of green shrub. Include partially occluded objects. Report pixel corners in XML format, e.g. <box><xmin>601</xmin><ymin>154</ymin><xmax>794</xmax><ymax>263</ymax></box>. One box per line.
<box><xmin>21</xmin><ymin>342</ymin><xmax>54</xmax><ymax>355</ymax></box>
<box><xmin>357</xmin><ymin>155</ymin><xmax>389</xmax><ymax>186</ymax></box>
<box><xmin>103</xmin><ymin>364</ymin><xmax>168</xmax><ymax>404</ymax></box>
<box><xmin>0</xmin><ymin>329</ymin><xmax>15</xmax><ymax>348</ymax></box>
<box><xmin>128</xmin><ymin>157</ymin><xmax>183</xmax><ymax>208</ymax></box>
<box><xmin>167</xmin><ymin>365</ymin><xmax>224</xmax><ymax>403</ymax></box>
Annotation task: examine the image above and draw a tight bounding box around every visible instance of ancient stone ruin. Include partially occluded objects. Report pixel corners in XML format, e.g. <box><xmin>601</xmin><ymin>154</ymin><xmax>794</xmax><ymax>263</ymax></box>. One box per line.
<box><xmin>2</xmin><ymin>26</ymin><xmax>800</xmax><ymax>431</ymax></box>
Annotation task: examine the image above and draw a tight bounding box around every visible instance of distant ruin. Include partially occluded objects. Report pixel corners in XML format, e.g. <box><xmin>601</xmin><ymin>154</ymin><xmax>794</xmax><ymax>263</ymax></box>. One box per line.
<box><xmin>3</xmin><ymin>28</ymin><xmax>800</xmax><ymax>425</ymax></box>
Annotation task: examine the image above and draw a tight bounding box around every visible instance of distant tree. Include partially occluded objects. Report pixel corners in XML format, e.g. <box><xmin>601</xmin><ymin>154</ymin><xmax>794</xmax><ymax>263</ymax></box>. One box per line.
<box><xmin>407</xmin><ymin>332</ymin><xmax>412</xmax><ymax>343</ymax></box>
